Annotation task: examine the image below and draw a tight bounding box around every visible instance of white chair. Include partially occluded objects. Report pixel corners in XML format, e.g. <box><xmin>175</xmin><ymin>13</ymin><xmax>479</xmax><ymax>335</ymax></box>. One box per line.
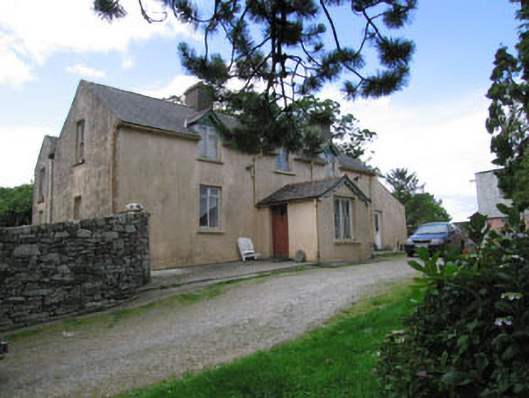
<box><xmin>238</xmin><ymin>237</ymin><xmax>260</xmax><ymax>261</ymax></box>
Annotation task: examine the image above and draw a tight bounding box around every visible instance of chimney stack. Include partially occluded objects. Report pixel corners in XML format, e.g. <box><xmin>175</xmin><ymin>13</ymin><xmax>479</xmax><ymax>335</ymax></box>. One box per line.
<box><xmin>183</xmin><ymin>82</ymin><xmax>213</xmax><ymax>111</ymax></box>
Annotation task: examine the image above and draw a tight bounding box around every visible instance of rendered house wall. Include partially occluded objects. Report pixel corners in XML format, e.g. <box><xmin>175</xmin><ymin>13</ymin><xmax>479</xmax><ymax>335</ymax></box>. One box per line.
<box><xmin>33</xmin><ymin>81</ymin><xmax>408</xmax><ymax>269</ymax></box>
<box><xmin>317</xmin><ymin>184</ymin><xmax>371</xmax><ymax>263</ymax></box>
<box><xmin>287</xmin><ymin>200</ymin><xmax>318</xmax><ymax>261</ymax></box>
<box><xmin>48</xmin><ymin>83</ymin><xmax>116</xmax><ymax>222</ymax></box>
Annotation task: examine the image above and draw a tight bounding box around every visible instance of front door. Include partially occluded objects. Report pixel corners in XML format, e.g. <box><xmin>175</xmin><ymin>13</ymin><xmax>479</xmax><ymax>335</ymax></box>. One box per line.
<box><xmin>271</xmin><ymin>204</ymin><xmax>289</xmax><ymax>258</ymax></box>
<box><xmin>374</xmin><ymin>211</ymin><xmax>382</xmax><ymax>249</ymax></box>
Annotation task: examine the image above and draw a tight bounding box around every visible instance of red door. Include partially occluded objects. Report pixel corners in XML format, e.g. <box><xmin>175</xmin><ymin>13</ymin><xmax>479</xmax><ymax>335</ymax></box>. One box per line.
<box><xmin>271</xmin><ymin>205</ymin><xmax>289</xmax><ymax>258</ymax></box>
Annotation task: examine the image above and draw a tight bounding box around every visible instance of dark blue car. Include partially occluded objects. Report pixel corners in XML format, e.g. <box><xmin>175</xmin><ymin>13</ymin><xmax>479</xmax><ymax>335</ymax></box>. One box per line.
<box><xmin>404</xmin><ymin>222</ymin><xmax>464</xmax><ymax>257</ymax></box>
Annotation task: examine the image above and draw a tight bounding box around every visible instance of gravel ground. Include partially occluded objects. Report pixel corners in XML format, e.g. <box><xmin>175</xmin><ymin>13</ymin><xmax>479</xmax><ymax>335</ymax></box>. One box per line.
<box><xmin>0</xmin><ymin>259</ymin><xmax>416</xmax><ymax>398</ymax></box>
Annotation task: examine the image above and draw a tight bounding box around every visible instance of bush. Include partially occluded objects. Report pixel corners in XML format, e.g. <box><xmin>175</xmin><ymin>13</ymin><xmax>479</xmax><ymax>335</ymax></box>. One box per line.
<box><xmin>378</xmin><ymin>212</ymin><xmax>529</xmax><ymax>397</ymax></box>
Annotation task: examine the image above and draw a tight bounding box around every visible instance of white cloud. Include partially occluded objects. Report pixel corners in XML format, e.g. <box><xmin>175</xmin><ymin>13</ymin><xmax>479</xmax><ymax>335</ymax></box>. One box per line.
<box><xmin>0</xmin><ymin>35</ymin><xmax>35</xmax><ymax>86</ymax></box>
<box><xmin>137</xmin><ymin>74</ymin><xmax>200</xmax><ymax>99</ymax></box>
<box><xmin>121</xmin><ymin>54</ymin><xmax>134</xmax><ymax>69</ymax></box>
<box><xmin>0</xmin><ymin>126</ymin><xmax>56</xmax><ymax>187</ymax></box>
<box><xmin>66</xmin><ymin>63</ymin><xmax>106</xmax><ymax>78</ymax></box>
<box><xmin>319</xmin><ymin>83</ymin><xmax>495</xmax><ymax>222</ymax></box>
<box><xmin>0</xmin><ymin>0</ymin><xmax>199</xmax><ymax>86</ymax></box>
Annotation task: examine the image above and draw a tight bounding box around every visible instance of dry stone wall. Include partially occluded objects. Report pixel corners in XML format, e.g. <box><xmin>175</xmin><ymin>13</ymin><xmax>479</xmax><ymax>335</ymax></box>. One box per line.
<box><xmin>0</xmin><ymin>211</ymin><xmax>150</xmax><ymax>331</ymax></box>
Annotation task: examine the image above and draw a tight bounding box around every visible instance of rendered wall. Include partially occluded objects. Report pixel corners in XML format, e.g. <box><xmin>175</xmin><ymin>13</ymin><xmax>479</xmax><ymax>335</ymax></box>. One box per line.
<box><xmin>50</xmin><ymin>82</ymin><xmax>116</xmax><ymax>222</ymax></box>
<box><xmin>287</xmin><ymin>200</ymin><xmax>318</xmax><ymax>261</ymax></box>
<box><xmin>114</xmin><ymin>128</ymin><xmax>261</xmax><ymax>269</ymax></box>
<box><xmin>317</xmin><ymin>184</ymin><xmax>371</xmax><ymax>263</ymax></box>
<box><xmin>370</xmin><ymin>178</ymin><xmax>407</xmax><ymax>250</ymax></box>
<box><xmin>0</xmin><ymin>212</ymin><xmax>150</xmax><ymax>332</ymax></box>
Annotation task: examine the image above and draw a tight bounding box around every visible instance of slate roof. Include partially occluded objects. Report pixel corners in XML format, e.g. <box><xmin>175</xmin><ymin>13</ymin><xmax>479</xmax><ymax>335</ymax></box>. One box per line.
<box><xmin>83</xmin><ymin>80</ymin><xmax>201</xmax><ymax>137</ymax></box>
<box><xmin>257</xmin><ymin>175</ymin><xmax>370</xmax><ymax>206</ymax></box>
<box><xmin>335</xmin><ymin>153</ymin><xmax>374</xmax><ymax>175</ymax></box>
<box><xmin>81</xmin><ymin>81</ymin><xmax>374</xmax><ymax>175</ymax></box>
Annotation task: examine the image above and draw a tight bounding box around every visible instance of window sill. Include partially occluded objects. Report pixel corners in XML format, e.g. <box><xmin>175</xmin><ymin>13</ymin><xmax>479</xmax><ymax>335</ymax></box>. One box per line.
<box><xmin>274</xmin><ymin>170</ymin><xmax>295</xmax><ymax>176</ymax></box>
<box><xmin>198</xmin><ymin>229</ymin><xmax>225</xmax><ymax>234</ymax></box>
<box><xmin>334</xmin><ymin>240</ymin><xmax>361</xmax><ymax>245</ymax></box>
<box><xmin>196</xmin><ymin>157</ymin><xmax>223</xmax><ymax>165</ymax></box>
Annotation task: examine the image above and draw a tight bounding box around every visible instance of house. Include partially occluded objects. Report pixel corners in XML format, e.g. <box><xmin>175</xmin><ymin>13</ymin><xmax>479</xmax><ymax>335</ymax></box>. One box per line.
<box><xmin>475</xmin><ymin>168</ymin><xmax>529</xmax><ymax>231</ymax></box>
<box><xmin>32</xmin><ymin>80</ymin><xmax>407</xmax><ymax>269</ymax></box>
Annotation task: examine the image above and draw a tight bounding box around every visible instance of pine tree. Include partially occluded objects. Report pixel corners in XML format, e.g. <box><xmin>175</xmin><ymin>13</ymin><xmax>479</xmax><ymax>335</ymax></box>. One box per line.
<box><xmin>486</xmin><ymin>0</ymin><xmax>529</xmax><ymax>213</ymax></box>
<box><xmin>94</xmin><ymin>0</ymin><xmax>415</xmax><ymax>155</ymax></box>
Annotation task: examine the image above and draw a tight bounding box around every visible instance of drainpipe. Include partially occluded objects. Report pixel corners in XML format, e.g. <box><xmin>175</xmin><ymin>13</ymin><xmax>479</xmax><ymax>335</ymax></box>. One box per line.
<box><xmin>368</xmin><ymin>175</ymin><xmax>375</xmax><ymax>249</ymax></box>
<box><xmin>110</xmin><ymin>124</ymin><xmax>121</xmax><ymax>214</ymax></box>
<box><xmin>310</xmin><ymin>161</ymin><xmax>314</xmax><ymax>181</ymax></box>
<box><xmin>48</xmin><ymin>157</ymin><xmax>54</xmax><ymax>223</ymax></box>
<box><xmin>252</xmin><ymin>154</ymin><xmax>261</xmax><ymax>205</ymax></box>
<box><xmin>315</xmin><ymin>199</ymin><xmax>320</xmax><ymax>262</ymax></box>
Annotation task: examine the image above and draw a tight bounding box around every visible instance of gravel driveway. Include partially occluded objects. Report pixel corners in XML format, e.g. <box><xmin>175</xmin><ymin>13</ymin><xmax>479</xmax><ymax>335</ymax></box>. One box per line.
<box><xmin>0</xmin><ymin>259</ymin><xmax>416</xmax><ymax>398</ymax></box>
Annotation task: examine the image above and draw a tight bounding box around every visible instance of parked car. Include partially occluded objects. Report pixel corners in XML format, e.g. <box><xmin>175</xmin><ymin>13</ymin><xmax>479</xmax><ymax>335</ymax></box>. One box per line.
<box><xmin>405</xmin><ymin>222</ymin><xmax>464</xmax><ymax>257</ymax></box>
<box><xmin>0</xmin><ymin>340</ymin><xmax>8</xmax><ymax>360</ymax></box>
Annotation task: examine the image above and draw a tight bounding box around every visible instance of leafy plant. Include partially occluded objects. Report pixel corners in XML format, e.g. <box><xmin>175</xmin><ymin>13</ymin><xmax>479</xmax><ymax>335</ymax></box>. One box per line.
<box><xmin>378</xmin><ymin>212</ymin><xmax>529</xmax><ymax>397</ymax></box>
<box><xmin>0</xmin><ymin>184</ymin><xmax>33</xmax><ymax>227</ymax></box>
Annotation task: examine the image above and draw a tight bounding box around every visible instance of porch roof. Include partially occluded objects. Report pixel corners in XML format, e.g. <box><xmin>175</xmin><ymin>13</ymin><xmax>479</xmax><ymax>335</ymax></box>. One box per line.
<box><xmin>257</xmin><ymin>175</ymin><xmax>370</xmax><ymax>207</ymax></box>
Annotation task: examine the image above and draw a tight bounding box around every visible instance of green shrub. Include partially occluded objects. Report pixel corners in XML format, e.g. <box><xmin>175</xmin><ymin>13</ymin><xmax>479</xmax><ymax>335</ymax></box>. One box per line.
<box><xmin>378</xmin><ymin>212</ymin><xmax>529</xmax><ymax>397</ymax></box>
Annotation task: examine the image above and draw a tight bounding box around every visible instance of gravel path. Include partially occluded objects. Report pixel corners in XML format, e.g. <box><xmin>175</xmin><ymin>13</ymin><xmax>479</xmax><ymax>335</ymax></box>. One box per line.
<box><xmin>0</xmin><ymin>259</ymin><xmax>416</xmax><ymax>398</ymax></box>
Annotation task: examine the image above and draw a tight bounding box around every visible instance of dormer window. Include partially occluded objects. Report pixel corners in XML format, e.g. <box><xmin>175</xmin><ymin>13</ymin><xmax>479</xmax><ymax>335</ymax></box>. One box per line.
<box><xmin>196</xmin><ymin>125</ymin><xmax>219</xmax><ymax>160</ymax></box>
<box><xmin>275</xmin><ymin>148</ymin><xmax>290</xmax><ymax>172</ymax></box>
<box><xmin>324</xmin><ymin>153</ymin><xmax>337</xmax><ymax>177</ymax></box>
<box><xmin>76</xmin><ymin>119</ymin><xmax>85</xmax><ymax>163</ymax></box>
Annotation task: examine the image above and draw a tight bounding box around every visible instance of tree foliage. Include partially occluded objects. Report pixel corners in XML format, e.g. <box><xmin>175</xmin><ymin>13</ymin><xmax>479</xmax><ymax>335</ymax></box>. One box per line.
<box><xmin>405</xmin><ymin>193</ymin><xmax>451</xmax><ymax>230</ymax></box>
<box><xmin>385</xmin><ymin>167</ymin><xmax>423</xmax><ymax>203</ymax></box>
<box><xmin>94</xmin><ymin>0</ymin><xmax>415</xmax><ymax>154</ymax></box>
<box><xmin>486</xmin><ymin>1</ymin><xmax>529</xmax><ymax>212</ymax></box>
<box><xmin>0</xmin><ymin>184</ymin><xmax>33</xmax><ymax>228</ymax></box>
<box><xmin>385</xmin><ymin>168</ymin><xmax>449</xmax><ymax>232</ymax></box>
<box><xmin>94</xmin><ymin>0</ymin><xmax>415</xmax><ymax>101</ymax></box>
<box><xmin>378</xmin><ymin>3</ymin><xmax>529</xmax><ymax>396</ymax></box>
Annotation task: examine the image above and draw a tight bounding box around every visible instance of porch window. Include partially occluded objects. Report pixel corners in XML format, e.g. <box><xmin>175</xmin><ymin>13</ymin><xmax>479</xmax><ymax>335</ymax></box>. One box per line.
<box><xmin>199</xmin><ymin>185</ymin><xmax>220</xmax><ymax>229</ymax></box>
<box><xmin>275</xmin><ymin>148</ymin><xmax>290</xmax><ymax>172</ymax></box>
<box><xmin>197</xmin><ymin>125</ymin><xmax>219</xmax><ymax>160</ymax></box>
<box><xmin>334</xmin><ymin>197</ymin><xmax>353</xmax><ymax>240</ymax></box>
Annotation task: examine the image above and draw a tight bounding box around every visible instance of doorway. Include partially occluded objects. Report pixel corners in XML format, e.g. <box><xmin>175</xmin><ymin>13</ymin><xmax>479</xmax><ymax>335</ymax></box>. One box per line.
<box><xmin>271</xmin><ymin>204</ymin><xmax>289</xmax><ymax>258</ymax></box>
<box><xmin>374</xmin><ymin>211</ymin><xmax>382</xmax><ymax>250</ymax></box>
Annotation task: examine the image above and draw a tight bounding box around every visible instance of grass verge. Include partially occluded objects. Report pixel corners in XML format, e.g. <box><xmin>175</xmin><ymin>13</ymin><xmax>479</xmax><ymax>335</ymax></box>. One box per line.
<box><xmin>117</xmin><ymin>281</ymin><xmax>419</xmax><ymax>398</ymax></box>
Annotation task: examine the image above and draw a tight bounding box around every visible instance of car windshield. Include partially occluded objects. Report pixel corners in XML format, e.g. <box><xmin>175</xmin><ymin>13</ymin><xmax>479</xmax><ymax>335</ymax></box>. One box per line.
<box><xmin>415</xmin><ymin>224</ymin><xmax>448</xmax><ymax>234</ymax></box>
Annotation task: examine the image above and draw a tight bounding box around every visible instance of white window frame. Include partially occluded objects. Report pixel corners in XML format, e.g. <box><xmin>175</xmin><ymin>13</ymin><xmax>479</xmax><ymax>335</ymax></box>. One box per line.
<box><xmin>197</xmin><ymin>125</ymin><xmax>219</xmax><ymax>160</ymax></box>
<box><xmin>275</xmin><ymin>148</ymin><xmax>291</xmax><ymax>172</ymax></box>
<box><xmin>199</xmin><ymin>185</ymin><xmax>221</xmax><ymax>230</ymax></box>
<box><xmin>334</xmin><ymin>197</ymin><xmax>354</xmax><ymax>241</ymax></box>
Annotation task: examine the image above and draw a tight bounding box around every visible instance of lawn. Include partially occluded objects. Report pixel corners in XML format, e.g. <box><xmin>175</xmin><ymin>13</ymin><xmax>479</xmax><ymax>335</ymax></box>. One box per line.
<box><xmin>118</xmin><ymin>281</ymin><xmax>419</xmax><ymax>398</ymax></box>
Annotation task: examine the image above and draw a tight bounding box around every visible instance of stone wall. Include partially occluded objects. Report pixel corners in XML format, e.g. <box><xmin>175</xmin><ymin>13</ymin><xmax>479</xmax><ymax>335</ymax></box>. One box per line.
<box><xmin>0</xmin><ymin>211</ymin><xmax>150</xmax><ymax>331</ymax></box>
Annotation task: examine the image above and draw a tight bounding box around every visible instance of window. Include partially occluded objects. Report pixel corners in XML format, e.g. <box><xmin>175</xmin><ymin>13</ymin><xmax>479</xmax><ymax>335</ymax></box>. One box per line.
<box><xmin>334</xmin><ymin>197</ymin><xmax>353</xmax><ymax>240</ymax></box>
<box><xmin>76</xmin><ymin>120</ymin><xmax>85</xmax><ymax>163</ymax></box>
<box><xmin>324</xmin><ymin>153</ymin><xmax>337</xmax><ymax>177</ymax></box>
<box><xmin>199</xmin><ymin>185</ymin><xmax>220</xmax><ymax>229</ymax></box>
<box><xmin>197</xmin><ymin>125</ymin><xmax>219</xmax><ymax>160</ymax></box>
<box><xmin>275</xmin><ymin>148</ymin><xmax>290</xmax><ymax>172</ymax></box>
<box><xmin>38</xmin><ymin>167</ymin><xmax>46</xmax><ymax>202</ymax></box>
<box><xmin>74</xmin><ymin>196</ymin><xmax>82</xmax><ymax>220</ymax></box>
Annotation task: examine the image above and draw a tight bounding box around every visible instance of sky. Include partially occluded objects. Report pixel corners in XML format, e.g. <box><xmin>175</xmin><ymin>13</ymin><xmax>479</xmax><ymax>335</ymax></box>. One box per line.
<box><xmin>0</xmin><ymin>0</ymin><xmax>521</xmax><ymax>222</ymax></box>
